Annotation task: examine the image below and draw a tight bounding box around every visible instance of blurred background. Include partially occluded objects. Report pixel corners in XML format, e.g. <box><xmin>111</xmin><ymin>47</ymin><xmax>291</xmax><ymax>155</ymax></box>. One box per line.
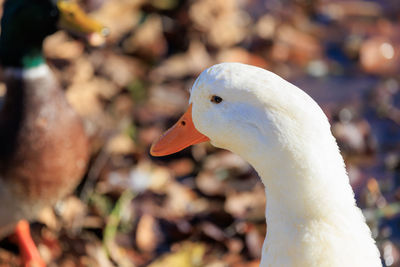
<box><xmin>1</xmin><ymin>0</ymin><xmax>400</xmax><ymax>266</ymax></box>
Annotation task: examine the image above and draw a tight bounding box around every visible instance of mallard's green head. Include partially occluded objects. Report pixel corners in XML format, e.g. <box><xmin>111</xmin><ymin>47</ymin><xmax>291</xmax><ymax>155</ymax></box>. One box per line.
<box><xmin>0</xmin><ymin>0</ymin><xmax>108</xmax><ymax>68</ymax></box>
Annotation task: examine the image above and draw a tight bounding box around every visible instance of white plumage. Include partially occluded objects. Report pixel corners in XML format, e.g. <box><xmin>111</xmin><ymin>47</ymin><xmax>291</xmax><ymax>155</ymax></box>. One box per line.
<box><xmin>188</xmin><ymin>63</ymin><xmax>381</xmax><ymax>267</ymax></box>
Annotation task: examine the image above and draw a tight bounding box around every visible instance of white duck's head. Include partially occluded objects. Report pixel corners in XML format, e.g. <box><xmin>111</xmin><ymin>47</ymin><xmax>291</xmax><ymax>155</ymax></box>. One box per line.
<box><xmin>151</xmin><ymin>63</ymin><xmax>334</xmax><ymax>175</ymax></box>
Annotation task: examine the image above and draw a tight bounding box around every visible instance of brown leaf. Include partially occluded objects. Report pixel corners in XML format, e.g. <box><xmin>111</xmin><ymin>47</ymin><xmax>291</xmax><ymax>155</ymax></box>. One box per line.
<box><xmin>245</xmin><ymin>225</ymin><xmax>263</xmax><ymax>259</ymax></box>
<box><xmin>44</xmin><ymin>32</ymin><xmax>85</xmax><ymax>60</ymax></box>
<box><xmin>165</xmin><ymin>183</ymin><xmax>209</xmax><ymax>218</ymax></box>
<box><xmin>136</xmin><ymin>214</ymin><xmax>161</xmax><ymax>253</ymax></box>
<box><xmin>106</xmin><ymin>133</ymin><xmax>136</xmax><ymax>155</ymax></box>
<box><xmin>224</xmin><ymin>186</ymin><xmax>265</xmax><ymax>220</ymax></box>
<box><xmin>201</xmin><ymin>222</ymin><xmax>226</xmax><ymax>241</ymax></box>
<box><xmin>57</xmin><ymin>196</ymin><xmax>87</xmax><ymax>230</ymax></box>
<box><xmin>360</xmin><ymin>37</ymin><xmax>400</xmax><ymax>75</ymax></box>
<box><xmin>122</xmin><ymin>14</ymin><xmax>167</xmax><ymax>59</ymax></box>
<box><xmin>90</xmin><ymin>51</ymin><xmax>145</xmax><ymax>88</ymax></box>
<box><xmin>196</xmin><ymin>171</ymin><xmax>226</xmax><ymax>196</ymax></box>
<box><xmin>148</xmin><ymin>242</ymin><xmax>205</xmax><ymax>267</ymax></box>
<box><xmin>150</xmin><ymin>41</ymin><xmax>213</xmax><ymax>80</ymax></box>
<box><xmin>217</xmin><ymin>48</ymin><xmax>269</xmax><ymax>69</ymax></box>
<box><xmin>272</xmin><ymin>24</ymin><xmax>322</xmax><ymax>65</ymax></box>
<box><xmin>189</xmin><ymin>0</ymin><xmax>249</xmax><ymax>47</ymax></box>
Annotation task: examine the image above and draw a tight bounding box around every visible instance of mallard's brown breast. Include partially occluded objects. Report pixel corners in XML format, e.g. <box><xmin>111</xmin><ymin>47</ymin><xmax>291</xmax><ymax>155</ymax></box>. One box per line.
<box><xmin>0</xmin><ymin>67</ymin><xmax>89</xmax><ymax>235</ymax></box>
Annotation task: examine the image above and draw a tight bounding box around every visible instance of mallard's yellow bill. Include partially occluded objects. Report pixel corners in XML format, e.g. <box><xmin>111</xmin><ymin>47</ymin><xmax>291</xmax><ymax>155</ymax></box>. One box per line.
<box><xmin>151</xmin><ymin>104</ymin><xmax>210</xmax><ymax>156</ymax></box>
<box><xmin>57</xmin><ymin>0</ymin><xmax>109</xmax><ymax>46</ymax></box>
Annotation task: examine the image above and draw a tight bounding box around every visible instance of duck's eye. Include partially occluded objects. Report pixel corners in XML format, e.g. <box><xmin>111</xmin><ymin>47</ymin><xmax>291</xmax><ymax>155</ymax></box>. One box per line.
<box><xmin>211</xmin><ymin>95</ymin><xmax>223</xmax><ymax>104</ymax></box>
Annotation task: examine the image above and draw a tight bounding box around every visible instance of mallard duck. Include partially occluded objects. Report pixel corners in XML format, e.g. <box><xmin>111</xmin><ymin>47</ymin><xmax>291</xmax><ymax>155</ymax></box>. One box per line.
<box><xmin>151</xmin><ymin>63</ymin><xmax>382</xmax><ymax>266</ymax></box>
<box><xmin>0</xmin><ymin>0</ymin><xmax>107</xmax><ymax>266</ymax></box>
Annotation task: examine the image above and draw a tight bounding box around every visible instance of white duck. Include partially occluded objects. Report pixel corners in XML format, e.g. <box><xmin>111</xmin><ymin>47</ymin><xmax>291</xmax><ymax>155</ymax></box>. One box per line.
<box><xmin>151</xmin><ymin>63</ymin><xmax>381</xmax><ymax>267</ymax></box>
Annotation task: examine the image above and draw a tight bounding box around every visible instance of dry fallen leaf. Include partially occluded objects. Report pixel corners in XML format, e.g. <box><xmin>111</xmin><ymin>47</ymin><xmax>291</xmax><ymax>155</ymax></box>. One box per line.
<box><xmin>122</xmin><ymin>14</ymin><xmax>167</xmax><ymax>59</ymax></box>
<box><xmin>148</xmin><ymin>242</ymin><xmax>206</xmax><ymax>267</ymax></box>
<box><xmin>150</xmin><ymin>41</ymin><xmax>213</xmax><ymax>81</ymax></box>
<box><xmin>360</xmin><ymin>37</ymin><xmax>400</xmax><ymax>75</ymax></box>
<box><xmin>165</xmin><ymin>182</ymin><xmax>209</xmax><ymax>218</ymax></box>
<box><xmin>136</xmin><ymin>214</ymin><xmax>161</xmax><ymax>253</ymax></box>
<box><xmin>196</xmin><ymin>171</ymin><xmax>226</xmax><ymax>196</ymax></box>
<box><xmin>44</xmin><ymin>31</ymin><xmax>85</xmax><ymax>60</ymax></box>
<box><xmin>217</xmin><ymin>47</ymin><xmax>269</xmax><ymax>68</ymax></box>
<box><xmin>56</xmin><ymin>196</ymin><xmax>87</xmax><ymax>230</ymax></box>
<box><xmin>272</xmin><ymin>24</ymin><xmax>322</xmax><ymax>65</ymax></box>
<box><xmin>224</xmin><ymin>186</ymin><xmax>266</xmax><ymax>220</ymax></box>
<box><xmin>189</xmin><ymin>0</ymin><xmax>249</xmax><ymax>47</ymax></box>
<box><xmin>245</xmin><ymin>225</ymin><xmax>264</xmax><ymax>259</ymax></box>
<box><xmin>106</xmin><ymin>133</ymin><xmax>136</xmax><ymax>155</ymax></box>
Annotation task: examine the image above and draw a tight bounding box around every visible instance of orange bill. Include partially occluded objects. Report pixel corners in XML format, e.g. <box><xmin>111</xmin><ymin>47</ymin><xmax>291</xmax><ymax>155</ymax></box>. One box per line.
<box><xmin>151</xmin><ymin>104</ymin><xmax>209</xmax><ymax>156</ymax></box>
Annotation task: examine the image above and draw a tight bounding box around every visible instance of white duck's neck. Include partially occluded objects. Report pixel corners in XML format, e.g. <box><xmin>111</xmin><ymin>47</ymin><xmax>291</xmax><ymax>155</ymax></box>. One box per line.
<box><xmin>248</xmin><ymin>123</ymin><xmax>352</xmax><ymax>213</ymax></box>
<box><xmin>241</xmin><ymin>127</ymin><xmax>370</xmax><ymax>264</ymax></box>
<box><xmin>253</xmin><ymin>147</ymin><xmax>354</xmax><ymax>225</ymax></box>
